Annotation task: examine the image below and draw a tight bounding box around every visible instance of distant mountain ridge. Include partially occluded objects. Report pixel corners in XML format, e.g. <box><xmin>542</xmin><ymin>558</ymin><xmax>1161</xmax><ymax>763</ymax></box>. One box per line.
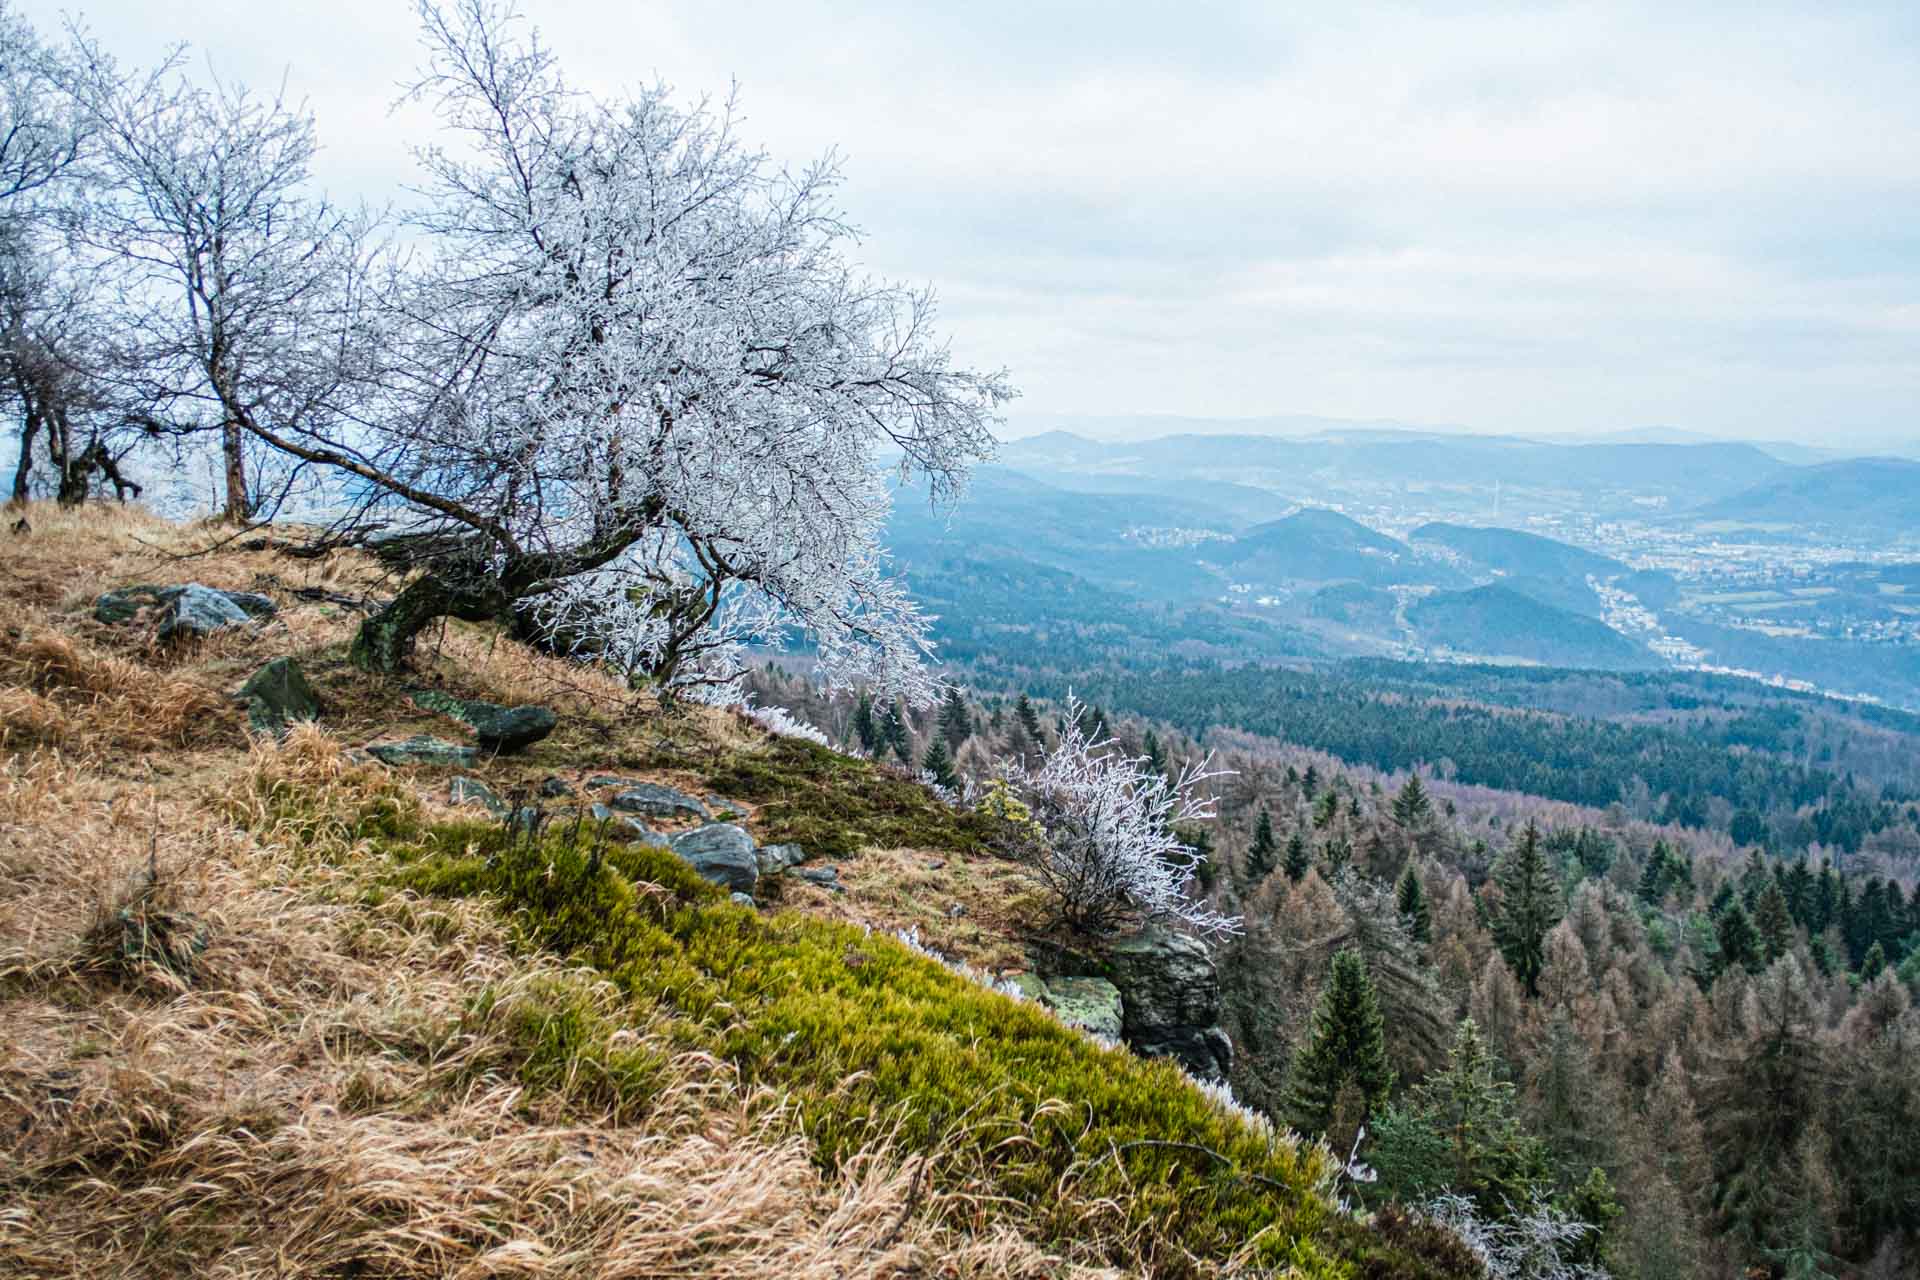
<box><xmin>1693</xmin><ymin>457</ymin><xmax>1920</xmax><ymax>541</ymax></box>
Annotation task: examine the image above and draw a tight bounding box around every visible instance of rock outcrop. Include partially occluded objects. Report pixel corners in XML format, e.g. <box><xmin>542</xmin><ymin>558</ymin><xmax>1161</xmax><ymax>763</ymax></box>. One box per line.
<box><xmin>95</xmin><ymin>583</ymin><xmax>277</xmax><ymax>627</ymax></box>
<box><xmin>1104</xmin><ymin>926</ymin><xmax>1234</xmax><ymax>1083</ymax></box>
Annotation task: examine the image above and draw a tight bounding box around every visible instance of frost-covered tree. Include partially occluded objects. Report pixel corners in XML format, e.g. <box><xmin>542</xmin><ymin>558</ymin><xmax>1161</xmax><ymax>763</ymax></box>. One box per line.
<box><xmin>0</xmin><ymin>4</ymin><xmax>144</xmax><ymax>508</ymax></box>
<box><xmin>68</xmin><ymin>39</ymin><xmax>379</xmax><ymax>523</ymax></box>
<box><xmin>311</xmin><ymin>0</ymin><xmax>1011</xmax><ymax>697</ymax></box>
<box><xmin>998</xmin><ymin>696</ymin><xmax>1236</xmax><ymax>937</ymax></box>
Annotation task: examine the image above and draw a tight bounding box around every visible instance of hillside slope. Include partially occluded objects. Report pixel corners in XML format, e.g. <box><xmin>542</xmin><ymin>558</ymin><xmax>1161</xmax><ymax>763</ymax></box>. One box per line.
<box><xmin>1408</xmin><ymin>584</ymin><xmax>1654</xmax><ymax>669</ymax></box>
<box><xmin>1692</xmin><ymin>457</ymin><xmax>1920</xmax><ymax>539</ymax></box>
<box><xmin>0</xmin><ymin>504</ymin><xmax>1461</xmax><ymax>1279</ymax></box>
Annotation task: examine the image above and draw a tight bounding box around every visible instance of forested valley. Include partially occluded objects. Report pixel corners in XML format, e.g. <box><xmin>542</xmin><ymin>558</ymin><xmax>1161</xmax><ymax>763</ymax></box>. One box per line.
<box><xmin>753</xmin><ymin>664</ymin><xmax>1920</xmax><ymax>1279</ymax></box>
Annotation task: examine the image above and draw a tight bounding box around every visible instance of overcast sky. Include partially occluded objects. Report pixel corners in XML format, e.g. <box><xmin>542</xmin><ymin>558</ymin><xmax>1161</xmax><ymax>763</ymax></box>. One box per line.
<box><xmin>39</xmin><ymin>0</ymin><xmax>1920</xmax><ymax>445</ymax></box>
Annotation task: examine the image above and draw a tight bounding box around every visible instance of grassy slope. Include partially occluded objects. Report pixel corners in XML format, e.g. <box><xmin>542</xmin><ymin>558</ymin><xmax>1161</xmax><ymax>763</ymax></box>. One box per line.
<box><xmin>0</xmin><ymin>503</ymin><xmax>1462</xmax><ymax>1279</ymax></box>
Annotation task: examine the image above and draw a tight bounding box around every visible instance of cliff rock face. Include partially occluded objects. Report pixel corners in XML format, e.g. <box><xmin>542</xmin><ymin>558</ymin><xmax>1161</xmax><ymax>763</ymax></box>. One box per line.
<box><xmin>1104</xmin><ymin>926</ymin><xmax>1233</xmax><ymax>1083</ymax></box>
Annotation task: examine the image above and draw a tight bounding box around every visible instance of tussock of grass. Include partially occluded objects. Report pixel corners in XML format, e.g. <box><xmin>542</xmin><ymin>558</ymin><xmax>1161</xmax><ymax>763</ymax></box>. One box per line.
<box><xmin>0</xmin><ymin>624</ymin><xmax>225</xmax><ymax>750</ymax></box>
<box><xmin>705</xmin><ymin>735</ymin><xmax>995</xmax><ymax>856</ymax></box>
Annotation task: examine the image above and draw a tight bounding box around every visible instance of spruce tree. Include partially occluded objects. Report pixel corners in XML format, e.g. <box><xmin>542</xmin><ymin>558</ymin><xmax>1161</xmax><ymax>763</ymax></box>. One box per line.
<box><xmin>1716</xmin><ymin>901</ymin><xmax>1761</xmax><ymax>977</ymax></box>
<box><xmin>1247</xmin><ymin>808</ymin><xmax>1278</xmax><ymax>882</ymax></box>
<box><xmin>1143</xmin><ymin>730</ymin><xmax>1166</xmax><ymax>779</ymax></box>
<box><xmin>1313</xmin><ymin>789</ymin><xmax>1339</xmax><ymax>830</ymax></box>
<box><xmin>1754</xmin><ymin>880</ymin><xmax>1795</xmax><ymax>963</ymax></box>
<box><xmin>1492</xmin><ymin>822</ymin><xmax>1563</xmax><ymax>998</ymax></box>
<box><xmin>937</xmin><ymin>686</ymin><xmax>971</xmax><ymax>752</ymax></box>
<box><xmin>1284</xmin><ymin>947</ymin><xmax>1394</xmax><ymax>1141</ymax></box>
<box><xmin>921</xmin><ymin>736</ymin><xmax>957</xmax><ymax>789</ymax></box>
<box><xmin>1637</xmin><ymin>841</ymin><xmax>1669</xmax><ymax>906</ymax></box>
<box><xmin>1283</xmin><ymin>829</ymin><xmax>1311</xmax><ymax>883</ymax></box>
<box><xmin>1392</xmin><ymin>773</ymin><xmax>1433</xmax><ymax>827</ymax></box>
<box><xmin>1409</xmin><ymin>1017</ymin><xmax>1548</xmax><ymax>1212</ymax></box>
<box><xmin>1397</xmin><ymin>865</ymin><xmax>1432</xmax><ymax>944</ymax></box>
<box><xmin>1302</xmin><ymin>763</ymin><xmax>1319</xmax><ymax>799</ymax></box>
<box><xmin>1015</xmin><ymin>693</ymin><xmax>1042</xmax><ymax>744</ymax></box>
<box><xmin>850</xmin><ymin>691</ymin><xmax>880</xmax><ymax>755</ymax></box>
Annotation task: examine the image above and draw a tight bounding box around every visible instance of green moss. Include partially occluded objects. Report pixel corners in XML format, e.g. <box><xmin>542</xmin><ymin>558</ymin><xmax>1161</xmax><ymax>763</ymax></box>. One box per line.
<box><xmin>364</xmin><ymin>817</ymin><xmax>1331</xmax><ymax>1273</ymax></box>
<box><xmin>704</xmin><ymin>736</ymin><xmax>995</xmax><ymax>855</ymax></box>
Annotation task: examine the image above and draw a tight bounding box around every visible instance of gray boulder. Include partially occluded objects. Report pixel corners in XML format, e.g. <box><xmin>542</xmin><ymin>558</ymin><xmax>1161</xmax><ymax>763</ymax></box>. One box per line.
<box><xmin>609</xmin><ymin>782</ymin><xmax>709</xmax><ymax>821</ymax></box>
<box><xmin>157</xmin><ymin>585</ymin><xmax>252</xmax><ymax>642</ymax></box>
<box><xmin>95</xmin><ymin>583</ymin><xmax>278</xmax><ymax>627</ymax></box>
<box><xmin>449</xmin><ymin>776</ymin><xmax>508</xmax><ymax>816</ymax></box>
<box><xmin>729</xmin><ymin>891</ymin><xmax>757</xmax><ymax>909</ymax></box>
<box><xmin>409</xmin><ymin>688</ymin><xmax>557</xmax><ymax>754</ymax></box>
<box><xmin>236</xmin><ymin>656</ymin><xmax>320</xmax><ymax>737</ymax></box>
<box><xmin>367</xmin><ymin>735</ymin><xmax>479</xmax><ymax>767</ymax></box>
<box><xmin>1104</xmin><ymin>926</ymin><xmax>1233</xmax><ymax>1082</ymax></box>
<box><xmin>665</xmin><ymin>823</ymin><xmax>758</xmax><ymax>895</ymax></box>
<box><xmin>539</xmin><ymin>776</ymin><xmax>573</xmax><ymax>798</ymax></box>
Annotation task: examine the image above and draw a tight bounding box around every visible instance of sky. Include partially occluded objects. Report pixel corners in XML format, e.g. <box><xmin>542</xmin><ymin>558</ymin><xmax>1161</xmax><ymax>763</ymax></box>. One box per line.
<box><xmin>36</xmin><ymin>0</ymin><xmax>1920</xmax><ymax>447</ymax></box>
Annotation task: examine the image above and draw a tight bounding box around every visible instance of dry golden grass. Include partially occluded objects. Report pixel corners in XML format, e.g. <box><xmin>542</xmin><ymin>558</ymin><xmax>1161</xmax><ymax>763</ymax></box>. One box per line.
<box><xmin>786</xmin><ymin>845</ymin><xmax>1049</xmax><ymax>973</ymax></box>
<box><xmin>0</xmin><ymin>508</ymin><xmax>1131</xmax><ymax>1279</ymax></box>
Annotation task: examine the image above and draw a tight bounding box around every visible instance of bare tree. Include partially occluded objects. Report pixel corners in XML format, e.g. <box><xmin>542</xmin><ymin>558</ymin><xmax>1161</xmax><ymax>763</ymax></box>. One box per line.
<box><xmin>67</xmin><ymin>42</ymin><xmax>377</xmax><ymax>523</ymax></box>
<box><xmin>0</xmin><ymin>0</ymin><xmax>116</xmax><ymax>506</ymax></box>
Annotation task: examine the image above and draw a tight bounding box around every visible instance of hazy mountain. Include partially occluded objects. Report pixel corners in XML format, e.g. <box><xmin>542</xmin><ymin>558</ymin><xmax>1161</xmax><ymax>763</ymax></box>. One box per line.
<box><xmin>1410</xmin><ymin>522</ymin><xmax>1626</xmax><ymax>616</ymax></box>
<box><xmin>1407</xmin><ymin>584</ymin><xmax>1655</xmax><ymax>670</ymax></box>
<box><xmin>1204</xmin><ymin>507</ymin><xmax>1463</xmax><ymax>589</ymax></box>
<box><xmin>1692</xmin><ymin>457</ymin><xmax>1920</xmax><ymax>541</ymax></box>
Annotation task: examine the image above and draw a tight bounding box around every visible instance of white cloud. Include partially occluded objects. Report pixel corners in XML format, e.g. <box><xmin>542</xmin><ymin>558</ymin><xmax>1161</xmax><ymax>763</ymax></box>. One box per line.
<box><xmin>38</xmin><ymin>0</ymin><xmax>1920</xmax><ymax>443</ymax></box>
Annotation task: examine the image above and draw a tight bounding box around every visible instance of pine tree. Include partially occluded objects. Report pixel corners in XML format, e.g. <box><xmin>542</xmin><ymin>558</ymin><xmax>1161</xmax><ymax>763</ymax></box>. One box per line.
<box><xmin>1716</xmin><ymin>901</ymin><xmax>1761</xmax><ymax>977</ymax></box>
<box><xmin>1754</xmin><ymin>880</ymin><xmax>1795</xmax><ymax>963</ymax></box>
<box><xmin>1302</xmin><ymin>763</ymin><xmax>1319</xmax><ymax>799</ymax></box>
<box><xmin>1397</xmin><ymin>866</ymin><xmax>1432</xmax><ymax>944</ymax></box>
<box><xmin>1492</xmin><ymin>823</ymin><xmax>1564</xmax><ymax>998</ymax></box>
<box><xmin>1247</xmin><ymin>808</ymin><xmax>1278</xmax><ymax>882</ymax></box>
<box><xmin>937</xmin><ymin>686</ymin><xmax>971</xmax><ymax>752</ymax></box>
<box><xmin>1284</xmin><ymin>947</ymin><xmax>1394</xmax><ymax>1142</ymax></box>
<box><xmin>1015</xmin><ymin>693</ymin><xmax>1042</xmax><ymax>744</ymax></box>
<box><xmin>1392</xmin><ymin>773</ymin><xmax>1433</xmax><ymax>827</ymax></box>
<box><xmin>921</xmin><ymin>736</ymin><xmax>957</xmax><ymax>789</ymax></box>
<box><xmin>1283</xmin><ymin>829</ymin><xmax>1311</xmax><ymax>884</ymax></box>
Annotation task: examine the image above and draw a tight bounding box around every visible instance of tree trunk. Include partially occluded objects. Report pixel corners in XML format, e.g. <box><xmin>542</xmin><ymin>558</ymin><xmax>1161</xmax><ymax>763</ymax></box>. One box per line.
<box><xmin>349</xmin><ymin>572</ymin><xmax>504</xmax><ymax>673</ymax></box>
<box><xmin>9</xmin><ymin>406</ymin><xmax>39</xmax><ymax>505</ymax></box>
<box><xmin>221</xmin><ymin>419</ymin><xmax>248</xmax><ymax>522</ymax></box>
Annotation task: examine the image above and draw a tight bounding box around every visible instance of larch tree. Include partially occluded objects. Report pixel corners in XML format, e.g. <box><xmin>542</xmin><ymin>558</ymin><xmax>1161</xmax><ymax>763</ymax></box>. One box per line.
<box><xmin>1492</xmin><ymin>821</ymin><xmax>1564</xmax><ymax>998</ymax></box>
